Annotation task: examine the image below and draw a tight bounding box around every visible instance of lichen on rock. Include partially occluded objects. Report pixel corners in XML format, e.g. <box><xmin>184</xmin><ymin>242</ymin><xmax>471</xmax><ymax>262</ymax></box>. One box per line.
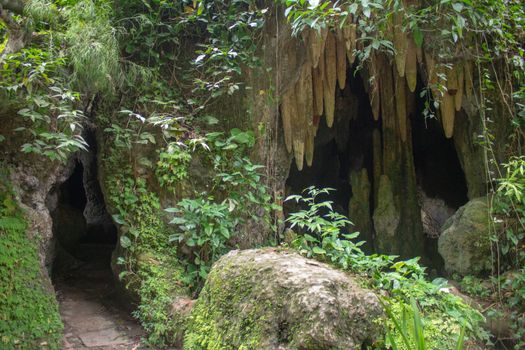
<box><xmin>183</xmin><ymin>248</ymin><xmax>384</xmax><ymax>350</ymax></box>
<box><xmin>438</xmin><ymin>197</ymin><xmax>493</xmax><ymax>276</ymax></box>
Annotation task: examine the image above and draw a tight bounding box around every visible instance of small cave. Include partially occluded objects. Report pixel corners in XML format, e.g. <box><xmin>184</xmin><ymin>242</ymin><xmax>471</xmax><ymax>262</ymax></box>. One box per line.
<box><xmin>47</xmin><ymin>132</ymin><xmax>117</xmax><ymax>285</ymax></box>
<box><xmin>46</xmin><ymin>133</ymin><xmax>142</xmax><ymax>345</ymax></box>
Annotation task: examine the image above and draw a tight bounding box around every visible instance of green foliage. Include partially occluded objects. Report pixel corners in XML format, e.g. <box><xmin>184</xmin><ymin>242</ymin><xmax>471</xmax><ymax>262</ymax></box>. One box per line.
<box><xmin>457</xmin><ymin>275</ymin><xmax>491</xmax><ymax>299</ymax></box>
<box><xmin>0</xmin><ymin>48</ymin><xmax>87</xmax><ymax>161</ymax></box>
<box><xmin>64</xmin><ymin>0</ymin><xmax>121</xmax><ymax>95</ymax></box>
<box><xmin>0</xmin><ymin>169</ymin><xmax>63</xmax><ymax>349</ymax></box>
<box><xmin>132</xmin><ymin>252</ymin><xmax>188</xmax><ymax>348</ymax></box>
<box><xmin>383</xmin><ymin>298</ymin><xmax>466</xmax><ymax>350</ymax></box>
<box><xmin>104</xmin><ymin>141</ymin><xmax>189</xmax><ymax>347</ymax></box>
<box><xmin>285</xmin><ymin>187</ymin><xmax>487</xmax><ymax>349</ymax></box>
<box><xmin>156</xmin><ymin>143</ymin><xmax>192</xmax><ymax>190</ymax></box>
<box><xmin>165</xmin><ymin>129</ymin><xmax>278</xmax><ymax>288</ymax></box>
<box><xmin>168</xmin><ymin>197</ymin><xmax>235</xmax><ymax>283</ymax></box>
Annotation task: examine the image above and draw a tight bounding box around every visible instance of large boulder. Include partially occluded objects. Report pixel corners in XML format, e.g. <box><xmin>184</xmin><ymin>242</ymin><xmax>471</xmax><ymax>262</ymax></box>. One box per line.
<box><xmin>438</xmin><ymin>198</ymin><xmax>492</xmax><ymax>275</ymax></box>
<box><xmin>183</xmin><ymin>248</ymin><xmax>383</xmax><ymax>350</ymax></box>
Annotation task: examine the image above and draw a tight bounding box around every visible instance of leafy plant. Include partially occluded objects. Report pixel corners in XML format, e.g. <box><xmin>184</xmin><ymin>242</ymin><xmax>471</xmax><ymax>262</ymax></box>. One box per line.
<box><xmin>383</xmin><ymin>298</ymin><xmax>466</xmax><ymax>350</ymax></box>
<box><xmin>167</xmin><ymin>197</ymin><xmax>235</xmax><ymax>283</ymax></box>
<box><xmin>164</xmin><ymin>129</ymin><xmax>279</xmax><ymax>288</ymax></box>
<box><xmin>156</xmin><ymin>143</ymin><xmax>193</xmax><ymax>190</ymax></box>
<box><xmin>0</xmin><ymin>48</ymin><xmax>88</xmax><ymax>162</ymax></box>
<box><xmin>285</xmin><ymin>187</ymin><xmax>488</xmax><ymax>349</ymax></box>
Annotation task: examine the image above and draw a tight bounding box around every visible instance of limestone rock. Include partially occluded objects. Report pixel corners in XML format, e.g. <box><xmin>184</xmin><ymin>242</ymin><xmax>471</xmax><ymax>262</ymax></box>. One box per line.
<box><xmin>184</xmin><ymin>248</ymin><xmax>384</xmax><ymax>350</ymax></box>
<box><xmin>348</xmin><ymin>169</ymin><xmax>374</xmax><ymax>249</ymax></box>
<box><xmin>438</xmin><ymin>198</ymin><xmax>492</xmax><ymax>275</ymax></box>
<box><xmin>373</xmin><ymin>175</ymin><xmax>400</xmax><ymax>252</ymax></box>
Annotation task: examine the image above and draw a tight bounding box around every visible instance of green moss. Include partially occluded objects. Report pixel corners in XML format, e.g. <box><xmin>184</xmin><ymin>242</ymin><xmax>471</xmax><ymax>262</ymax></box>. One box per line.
<box><xmin>102</xmin><ymin>142</ymin><xmax>190</xmax><ymax>347</ymax></box>
<box><xmin>183</xmin><ymin>262</ymin><xmax>269</xmax><ymax>350</ymax></box>
<box><xmin>0</xmin><ymin>171</ymin><xmax>63</xmax><ymax>349</ymax></box>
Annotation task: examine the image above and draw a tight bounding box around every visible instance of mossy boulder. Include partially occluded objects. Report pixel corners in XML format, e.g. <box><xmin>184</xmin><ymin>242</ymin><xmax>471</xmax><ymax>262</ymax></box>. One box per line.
<box><xmin>438</xmin><ymin>198</ymin><xmax>492</xmax><ymax>275</ymax></box>
<box><xmin>184</xmin><ymin>248</ymin><xmax>383</xmax><ymax>350</ymax></box>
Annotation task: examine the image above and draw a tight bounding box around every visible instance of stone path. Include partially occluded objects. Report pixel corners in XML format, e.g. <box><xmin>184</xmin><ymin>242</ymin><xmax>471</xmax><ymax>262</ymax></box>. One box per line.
<box><xmin>54</xmin><ymin>245</ymin><xmax>145</xmax><ymax>350</ymax></box>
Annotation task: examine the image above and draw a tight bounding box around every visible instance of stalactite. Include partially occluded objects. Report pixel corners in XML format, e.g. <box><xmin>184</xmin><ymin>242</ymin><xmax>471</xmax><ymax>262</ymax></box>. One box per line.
<box><xmin>440</xmin><ymin>93</ymin><xmax>455</xmax><ymax>138</ymax></box>
<box><xmin>405</xmin><ymin>35</ymin><xmax>417</xmax><ymax>92</ymax></box>
<box><xmin>393</xmin><ymin>11</ymin><xmax>407</xmax><ymax>77</ymax></box>
<box><xmin>336</xmin><ymin>29</ymin><xmax>347</xmax><ymax>90</ymax></box>
<box><xmin>304</xmin><ymin>28</ymin><xmax>327</xmax><ymax>69</ymax></box>
<box><xmin>380</xmin><ymin>57</ymin><xmax>396</xmax><ymax>132</ymax></box>
<box><xmin>343</xmin><ymin>22</ymin><xmax>357</xmax><ymax>65</ymax></box>
<box><xmin>312</xmin><ymin>65</ymin><xmax>324</xmax><ymax>117</ymax></box>
<box><xmin>416</xmin><ymin>41</ymin><xmax>424</xmax><ymax>64</ymax></box>
<box><xmin>305</xmin><ymin>125</ymin><xmax>315</xmax><ymax>167</ymax></box>
<box><xmin>447</xmin><ymin>65</ymin><xmax>459</xmax><ymax>94</ymax></box>
<box><xmin>304</xmin><ymin>30</ymin><xmax>318</xmax><ymax>68</ymax></box>
<box><xmin>454</xmin><ymin>64</ymin><xmax>464</xmax><ymax>111</ymax></box>
<box><xmin>280</xmin><ymin>88</ymin><xmax>295</xmax><ymax>153</ymax></box>
<box><xmin>323</xmin><ymin>31</ymin><xmax>337</xmax><ymax>127</ymax></box>
<box><xmin>299</xmin><ymin>65</ymin><xmax>314</xmax><ymax>126</ymax></box>
<box><xmin>424</xmin><ymin>52</ymin><xmax>442</xmax><ymax>102</ymax></box>
<box><xmin>292</xmin><ymin>65</ymin><xmax>311</xmax><ymax>170</ymax></box>
<box><xmin>395</xmin><ymin>72</ymin><xmax>408</xmax><ymax>142</ymax></box>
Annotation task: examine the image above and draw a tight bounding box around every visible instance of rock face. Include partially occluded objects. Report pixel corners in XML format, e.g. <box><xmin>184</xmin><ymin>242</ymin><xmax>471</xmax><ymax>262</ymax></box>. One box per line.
<box><xmin>438</xmin><ymin>198</ymin><xmax>492</xmax><ymax>275</ymax></box>
<box><xmin>184</xmin><ymin>248</ymin><xmax>383</xmax><ymax>350</ymax></box>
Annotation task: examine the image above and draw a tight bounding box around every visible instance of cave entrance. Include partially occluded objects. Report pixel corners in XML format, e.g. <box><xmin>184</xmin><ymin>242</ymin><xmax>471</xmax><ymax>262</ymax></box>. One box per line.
<box><xmin>412</xmin><ymin>105</ymin><xmax>469</xmax><ymax>270</ymax></box>
<box><xmin>284</xmin><ymin>59</ymin><xmax>469</xmax><ymax>264</ymax></box>
<box><xmin>49</xmin><ymin>158</ymin><xmax>117</xmax><ymax>273</ymax></box>
<box><xmin>285</xmin><ymin>66</ymin><xmax>377</xmax><ymax>252</ymax></box>
<box><xmin>47</xmin><ymin>137</ymin><xmax>143</xmax><ymax>347</ymax></box>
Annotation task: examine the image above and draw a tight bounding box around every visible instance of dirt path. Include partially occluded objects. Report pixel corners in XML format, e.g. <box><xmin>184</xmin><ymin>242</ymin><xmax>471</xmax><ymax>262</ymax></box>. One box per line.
<box><xmin>54</xmin><ymin>244</ymin><xmax>144</xmax><ymax>350</ymax></box>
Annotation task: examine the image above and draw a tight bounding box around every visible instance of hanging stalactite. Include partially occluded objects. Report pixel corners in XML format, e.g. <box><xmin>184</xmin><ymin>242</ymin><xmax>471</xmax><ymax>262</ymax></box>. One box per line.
<box><xmin>312</xmin><ymin>64</ymin><xmax>324</xmax><ymax>118</ymax></box>
<box><xmin>440</xmin><ymin>92</ymin><xmax>456</xmax><ymax>138</ymax></box>
<box><xmin>305</xmin><ymin>124</ymin><xmax>315</xmax><ymax>167</ymax></box>
<box><xmin>323</xmin><ymin>31</ymin><xmax>337</xmax><ymax>128</ymax></box>
<box><xmin>336</xmin><ymin>29</ymin><xmax>347</xmax><ymax>90</ymax></box>
<box><xmin>280</xmin><ymin>88</ymin><xmax>296</xmax><ymax>154</ymax></box>
<box><xmin>343</xmin><ymin>21</ymin><xmax>357</xmax><ymax>65</ymax></box>
<box><xmin>395</xmin><ymin>71</ymin><xmax>408</xmax><ymax>143</ymax></box>
<box><xmin>393</xmin><ymin>10</ymin><xmax>407</xmax><ymax>78</ymax></box>
<box><xmin>405</xmin><ymin>34</ymin><xmax>418</xmax><ymax>92</ymax></box>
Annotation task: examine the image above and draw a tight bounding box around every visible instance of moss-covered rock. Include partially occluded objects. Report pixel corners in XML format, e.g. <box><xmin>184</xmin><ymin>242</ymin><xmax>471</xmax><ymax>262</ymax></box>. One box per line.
<box><xmin>0</xmin><ymin>171</ymin><xmax>63</xmax><ymax>349</ymax></box>
<box><xmin>438</xmin><ymin>197</ymin><xmax>492</xmax><ymax>275</ymax></box>
<box><xmin>184</xmin><ymin>248</ymin><xmax>383</xmax><ymax>350</ymax></box>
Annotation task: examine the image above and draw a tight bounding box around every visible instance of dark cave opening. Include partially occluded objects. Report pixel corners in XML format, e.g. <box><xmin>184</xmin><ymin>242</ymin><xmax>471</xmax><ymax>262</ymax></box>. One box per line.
<box><xmin>48</xmin><ymin>137</ymin><xmax>117</xmax><ymax>277</ymax></box>
<box><xmin>47</xmin><ymin>136</ymin><xmax>141</xmax><ymax>344</ymax></box>
<box><xmin>411</xmin><ymin>101</ymin><xmax>469</xmax><ymax>271</ymax></box>
<box><xmin>412</xmin><ymin>113</ymin><xmax>469</xmax><ymax>210</ymax></box>
<box><xmin>284</xmin><ymin>64</ymin><xmax>469</xmax><ymax>264</ymax></box>
<box><xmin>285</xmin><ymin>65</ymin><xmax>378</xmax><ymax>251</ymax></box>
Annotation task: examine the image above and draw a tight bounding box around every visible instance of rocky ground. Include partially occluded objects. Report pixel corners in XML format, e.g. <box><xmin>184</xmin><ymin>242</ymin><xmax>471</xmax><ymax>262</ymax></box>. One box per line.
<box><xmin>53</xmin><ymin>244</ymin><xmax>144</xmax><ymax>350</ymax></box>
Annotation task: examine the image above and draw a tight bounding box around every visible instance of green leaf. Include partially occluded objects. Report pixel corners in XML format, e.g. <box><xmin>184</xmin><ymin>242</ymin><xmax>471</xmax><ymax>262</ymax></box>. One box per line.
<box><xmin>452</xmin><ymin>3</ymin><xmax>464</xmax><ymax>12</ymax></box>
<box><xmin>312</xmin><ymin>246</ymin><xmax>326</xmax><ymax>255</ymax></box>
<box><xmin>120</xmin><ymin>235</ymin><xmax>132</xmax><ymax>249</ymax></box>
